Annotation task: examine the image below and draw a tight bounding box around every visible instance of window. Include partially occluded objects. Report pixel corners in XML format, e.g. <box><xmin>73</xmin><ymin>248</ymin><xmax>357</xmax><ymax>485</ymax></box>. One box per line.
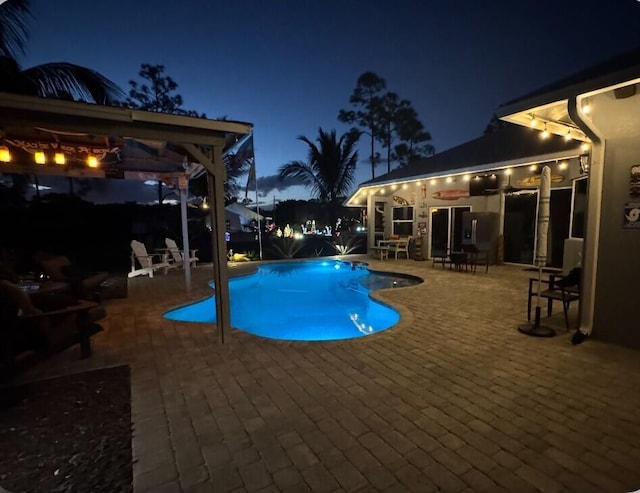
<box><xmin>393</xmin><ymin>206</ymin><xmax>413</xmax><ymax>236</ymax></box>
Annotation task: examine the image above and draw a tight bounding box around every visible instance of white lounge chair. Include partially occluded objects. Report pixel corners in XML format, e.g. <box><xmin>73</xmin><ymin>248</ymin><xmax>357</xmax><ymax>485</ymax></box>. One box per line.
<box><xmin>129</xmin><ymin>240</ymin><xmax>170</xmax><ymax>278</ymax></box>
<box><xmin>165</xmin><ymin>238</ymin><xmax>199</xmax><ymax>268</ymax></box>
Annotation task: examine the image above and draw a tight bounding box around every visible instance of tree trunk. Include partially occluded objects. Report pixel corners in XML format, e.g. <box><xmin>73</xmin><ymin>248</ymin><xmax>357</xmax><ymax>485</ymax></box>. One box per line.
<box><xmin>370</xmin><ymin>133</ymin><xmax>375</xmax><ymax>179</ymax></box>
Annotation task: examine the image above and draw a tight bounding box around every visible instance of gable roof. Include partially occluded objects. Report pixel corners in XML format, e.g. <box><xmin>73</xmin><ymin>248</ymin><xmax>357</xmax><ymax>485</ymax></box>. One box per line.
<box><xmin>360</xmin><ymin>123</ymin><xmax>580</xmax><ymax>186</ymax></box>
<box><xmin>497</xmin><ymin>45</ymin><xmax>640</xmax><ymax>118</ymax></box>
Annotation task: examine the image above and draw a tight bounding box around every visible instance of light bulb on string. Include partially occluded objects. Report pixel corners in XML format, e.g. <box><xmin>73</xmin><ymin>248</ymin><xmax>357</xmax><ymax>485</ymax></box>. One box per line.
<box><xmin>541</xmin><ymin>123</ymin><xmax>550</xmax><ymax>139</ymax></box>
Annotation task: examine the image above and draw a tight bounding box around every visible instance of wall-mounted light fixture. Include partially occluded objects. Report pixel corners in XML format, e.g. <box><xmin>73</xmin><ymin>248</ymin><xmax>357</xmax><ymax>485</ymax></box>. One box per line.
<box><xmin>54</xmin><ymin>153</ymin><xmax>66</xmax><ymax>165</ymax></box>
<box><xmin>34</xmin><ymin>151</ymin><xmax>46</xmax><ymax>165</ymax></box>
<box><xmin>579</xmin><ymin>154</ymin><xmax>590</xmax><ymax>174</ymax></box>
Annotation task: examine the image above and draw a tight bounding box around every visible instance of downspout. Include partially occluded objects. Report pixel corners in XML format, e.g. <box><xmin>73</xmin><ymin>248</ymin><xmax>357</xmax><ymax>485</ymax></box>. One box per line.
<box><xmin>567</xmin><ymin>96</ymin><xmax>604</xmax><ymax>336</ymax></box>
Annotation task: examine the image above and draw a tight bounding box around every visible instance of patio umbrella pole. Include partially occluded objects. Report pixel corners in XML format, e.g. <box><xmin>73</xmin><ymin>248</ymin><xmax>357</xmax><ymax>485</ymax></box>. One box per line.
<box><xmin>518</xmin><ymin>165</ymin><xmax>555</xmax><ymax>338</ymax></box>
<box><xmin>518</xmin><ymin>266</ymin><xmax>555</xmax><ymax>337</ymax></box>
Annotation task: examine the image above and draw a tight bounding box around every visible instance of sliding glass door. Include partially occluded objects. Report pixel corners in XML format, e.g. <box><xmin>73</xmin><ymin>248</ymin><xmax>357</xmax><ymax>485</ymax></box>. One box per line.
<box><xmin>503</xmin><ymin>190</ymin><xmax>572</xmax><ymax>266</ymax></box>
<box><xmin>503</xmin><ymin>193</ymin><xmax>537</xmax><ymax>264</ymax></box>
<box><xmin>429</xmin><ymin>206</ymin><xmax>471</xmax><ymax>257</ymax></box>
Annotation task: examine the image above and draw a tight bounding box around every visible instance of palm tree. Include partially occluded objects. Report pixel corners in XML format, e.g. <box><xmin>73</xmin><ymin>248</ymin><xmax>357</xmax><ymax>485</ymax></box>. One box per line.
<box><xmin>279</xmin><ymin>128</ymin><xmax>359</xmax><ymax>229</ymax></box>
<box><xmin>0</xmin><ymin>0</ymin><xmax>123</xmax><ymax>104</ymax></box>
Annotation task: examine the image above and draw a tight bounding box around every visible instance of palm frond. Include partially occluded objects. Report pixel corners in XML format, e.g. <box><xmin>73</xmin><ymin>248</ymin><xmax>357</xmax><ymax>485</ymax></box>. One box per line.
<box><xmin>0</xmin><ymin>0</ymin><xmax>32</xmax><ymax>61</ymax></box>
<box><xmin>22</xmin><ymin>62</ymin><xmax>125</xmax><ymax>104</ymax></box>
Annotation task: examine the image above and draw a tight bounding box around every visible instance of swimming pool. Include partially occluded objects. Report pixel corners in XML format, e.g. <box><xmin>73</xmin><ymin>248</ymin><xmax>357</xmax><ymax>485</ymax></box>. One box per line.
<box><xmin>164</xmin><ymin>260</ymin><xmax>422</xmax><ymax>341</ymax></box>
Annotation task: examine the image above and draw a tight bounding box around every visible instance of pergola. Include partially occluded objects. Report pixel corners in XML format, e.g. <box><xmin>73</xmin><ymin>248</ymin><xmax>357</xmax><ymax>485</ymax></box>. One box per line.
<box><xmin>0</xmin><ymin>92</ymin><xmax>253</xmax><ymax>343</ymax></box>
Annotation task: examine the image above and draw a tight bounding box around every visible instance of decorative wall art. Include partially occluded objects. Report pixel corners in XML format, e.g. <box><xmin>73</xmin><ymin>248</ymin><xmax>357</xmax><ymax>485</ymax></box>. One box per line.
<box><xmin>630</xmin><ymin>164</ymin><xmax>640</xmax><ymax>196</ymax></box>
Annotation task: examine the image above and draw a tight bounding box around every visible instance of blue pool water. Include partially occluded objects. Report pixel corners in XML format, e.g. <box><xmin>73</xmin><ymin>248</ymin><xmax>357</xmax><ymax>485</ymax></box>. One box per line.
<box><xmin>164</xmin><ymin>260</ymin><xmax>421</xmax><ymax>341</ymax></box>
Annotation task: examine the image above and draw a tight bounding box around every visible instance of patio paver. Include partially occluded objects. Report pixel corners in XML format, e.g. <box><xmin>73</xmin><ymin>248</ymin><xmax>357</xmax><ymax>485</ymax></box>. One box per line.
<box><xmin>13</xmin><ymin>259</ymin><xmax>640</xmax><ymax>492</ymax></box>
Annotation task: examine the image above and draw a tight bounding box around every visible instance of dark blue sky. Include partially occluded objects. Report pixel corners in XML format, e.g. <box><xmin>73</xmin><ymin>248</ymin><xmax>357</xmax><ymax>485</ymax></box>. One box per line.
<box><xmin>22</xmin><ymin>0</ymin><xmax>640</xmax><ymax>204</ymax></box>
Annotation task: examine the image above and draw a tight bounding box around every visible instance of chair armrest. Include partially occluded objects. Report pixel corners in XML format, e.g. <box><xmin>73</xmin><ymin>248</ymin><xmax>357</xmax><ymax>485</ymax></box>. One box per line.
<box><xmin>22</xmin><ymin>300</ymin><xmax>100</xmax><ymax>318</ymax></box>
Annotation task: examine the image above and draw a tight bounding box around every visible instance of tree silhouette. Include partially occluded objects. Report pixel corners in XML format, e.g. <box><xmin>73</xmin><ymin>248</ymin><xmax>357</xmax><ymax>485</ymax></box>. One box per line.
<box><xmin>393</xmin><ymin>106</ymin><xmax>435</xmax><ymax>167</ymax></box>
<box><xmin>125</xmin><ymin>64</ymin><xmax>205</xmax><ymax>117</ymax></box>
<box><xmin>0</xmin><ymin>0</ymin><xmax>123</xmax><ymax>104</ymax></box>
<box><xmin>279</xmin><ymin>128</ymin><xmax>359</xmax><ymax>228</ymax></box>
<box><xmin>338</xmin><ymin>72</ymin><xmax>386</xmax><ymax>179</ymax></box>
<box><xmin>340</xmin><ymin>71</ymin><xmax>434</xmax><ymax>175</ymax></box>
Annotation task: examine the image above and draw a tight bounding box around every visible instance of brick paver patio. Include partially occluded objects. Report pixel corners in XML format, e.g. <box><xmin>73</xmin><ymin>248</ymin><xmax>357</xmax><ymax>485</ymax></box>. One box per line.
<box><xmin>15</xmin><ymin>258</ymin><xmax>640</xmax><ymax>492</ymax></box>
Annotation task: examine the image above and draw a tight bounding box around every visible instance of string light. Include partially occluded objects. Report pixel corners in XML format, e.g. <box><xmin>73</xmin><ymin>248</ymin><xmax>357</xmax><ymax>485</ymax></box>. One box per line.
<box><xmin>530</xmin><ymin>114</ymin><xmax>538</xmax><ymax>127</ymax></box>
<box><xmin>0</xmin><ymin>146</ymin><xmax>11</xmax><ymax>163</ymax></box>
<box><xmin>564</xmin><ymin>130</ymin><xmax>572</xmax><ymax>141</ymax></box>
<box><xmin>581</xmin><ymin>142</ymin><xmax>590</xmax><ymax>152</ymax></box>
<box><xmin>541</xmin><ymin>123</ymin><xmax>550</xmax><ymax>139</ymax></box>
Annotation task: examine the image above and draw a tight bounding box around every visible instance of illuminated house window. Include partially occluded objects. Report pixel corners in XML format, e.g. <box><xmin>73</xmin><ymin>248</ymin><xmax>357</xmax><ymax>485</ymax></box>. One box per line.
<box><xmin>392</xmin><ymin>206</ymin><xmax>413</xmax><ymax>236</ymax></box>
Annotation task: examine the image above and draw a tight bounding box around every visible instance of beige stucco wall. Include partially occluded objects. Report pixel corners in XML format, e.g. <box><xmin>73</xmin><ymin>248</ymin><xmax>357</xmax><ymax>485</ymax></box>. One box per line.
<box><xmin>364</xmin><ymin>158</ymin><xmax>583</xmax><ymax>259</ymax></box>
<box><xmin>582</xmin><ymin>86</ymin><xmax>640</xmax><ymax>348</ymax></box>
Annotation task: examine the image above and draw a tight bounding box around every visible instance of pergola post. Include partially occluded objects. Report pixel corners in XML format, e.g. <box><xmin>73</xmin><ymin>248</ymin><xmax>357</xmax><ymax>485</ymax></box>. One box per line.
<box><xmin>179</xmin><ymin>181</ymin><xmax>192</xmax><ymax>291</ymax></box>
<box><xmin>183</xmin><ymin>143</ymin><xmax>231</xmax><ymax>344</ymax></box>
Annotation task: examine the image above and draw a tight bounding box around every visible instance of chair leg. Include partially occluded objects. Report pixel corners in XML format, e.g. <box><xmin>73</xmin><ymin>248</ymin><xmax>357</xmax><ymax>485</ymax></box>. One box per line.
<box><xmin>527</xmin><ymin>279</ymin><xmax>533</xmax><ymax>321</ymax></box>
<box><xmin>563</xmin><ymin>301</ymin><xmax>571</xmax><ymax>330</ymax></box>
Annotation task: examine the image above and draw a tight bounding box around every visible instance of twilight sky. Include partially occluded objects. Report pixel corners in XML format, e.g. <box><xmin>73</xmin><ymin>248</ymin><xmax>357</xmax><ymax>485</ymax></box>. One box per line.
<box><xmin>21</xmin><ymin>0</ymin><xmax>640</xmax><ymax>205</ymax></box>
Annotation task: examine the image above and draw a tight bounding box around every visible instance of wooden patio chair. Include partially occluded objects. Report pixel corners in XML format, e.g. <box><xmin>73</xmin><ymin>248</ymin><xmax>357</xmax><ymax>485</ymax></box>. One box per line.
<box><xmin>129</xmin><ymin>240</ymin><xmax>170</xmax><ymax>278</ymax></box>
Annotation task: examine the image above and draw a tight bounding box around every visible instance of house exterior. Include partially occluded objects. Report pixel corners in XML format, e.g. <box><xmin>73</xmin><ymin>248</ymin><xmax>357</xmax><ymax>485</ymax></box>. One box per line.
<box><xmin>346</xmin><ymin>47</ymin><xmax>640</xmax><ymax>348</ymax></box>
<box><xmin>497</xmin><ymin>47</ymin><xmax>640</xmax><ymax>349</ymax></box>
<box><xmin>345</xmin><ymin>124</ymin><xmax>585</xmax><ymax>269</ymax></box>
